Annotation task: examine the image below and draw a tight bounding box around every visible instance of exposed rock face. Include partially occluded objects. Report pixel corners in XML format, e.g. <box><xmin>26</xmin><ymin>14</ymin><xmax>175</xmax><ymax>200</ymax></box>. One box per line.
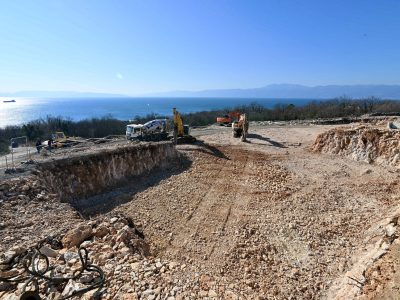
<box><xmin>312</xmin><ymin>126</ymin><xmax>400</xmax><ymax>167</ymax></box>
<box><xmin>37</xmin><ymin>142</ymin><xmax>178</xmax><ymax>202</ymax></box>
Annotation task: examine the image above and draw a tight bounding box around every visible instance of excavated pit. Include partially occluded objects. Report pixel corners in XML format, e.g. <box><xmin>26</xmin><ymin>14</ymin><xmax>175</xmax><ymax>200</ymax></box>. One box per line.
<box><xmin>35</xmin><ymin>141</ymin><xmax>188</xmax><ymax>214</ymax></box>
<box><xmin>2</xmin><ymin>125</ymin><xmax>400</xmax><ymax>299</ymax></box>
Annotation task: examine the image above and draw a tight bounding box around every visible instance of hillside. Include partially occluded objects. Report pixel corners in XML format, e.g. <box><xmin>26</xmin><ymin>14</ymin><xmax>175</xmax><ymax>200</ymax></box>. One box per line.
<box><xmin>150</xmin><ymin>84</ymin><xmax>400</xmax><ymax>99</ymax></box>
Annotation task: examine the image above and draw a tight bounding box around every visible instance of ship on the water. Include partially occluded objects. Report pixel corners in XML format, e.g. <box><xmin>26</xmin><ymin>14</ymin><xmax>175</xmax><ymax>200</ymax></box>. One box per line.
<box><xmin>3</xmin><ymin>99</ymin><xmax>16</xmax><ymax>103</ymax></box>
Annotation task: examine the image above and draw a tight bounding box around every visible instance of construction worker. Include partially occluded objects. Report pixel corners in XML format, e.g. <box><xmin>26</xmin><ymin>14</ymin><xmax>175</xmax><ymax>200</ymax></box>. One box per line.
<box><xmin>48</xmin><ymin>137</ymin><xmax>53</xmax><ymax>152</ymax></box>
<box><xmin>35</xmin><ymin>139</ymin><xmax>42</xmax><ymax>154</ymax></box>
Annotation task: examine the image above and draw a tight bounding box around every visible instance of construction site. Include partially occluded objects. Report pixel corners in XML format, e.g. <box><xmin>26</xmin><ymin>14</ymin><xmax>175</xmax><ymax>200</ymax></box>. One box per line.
<box><xmin>1</xmin><ymin>115</ymin><xmax>400</xmax><ymax>300</ymax></box>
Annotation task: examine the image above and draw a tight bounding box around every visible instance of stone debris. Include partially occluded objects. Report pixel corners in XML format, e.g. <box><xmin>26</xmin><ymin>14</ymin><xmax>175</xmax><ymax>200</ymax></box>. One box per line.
<box><xmin>0</xmin><ymin>215</ymin><xmax>161</xmax><ymax>299</ymax></box>
<box><xmin>312</xmin><ymin>125</ymin><xmax>400</xmax><ymax>167</ymax></box>
<box><xmin>110</xmin><ymin>146</ymin><xmax>400</xmax><ymax>299</ymax></box>
<box><xmin>387</xmin><ymin>121</ymin><xmax>400</xmax><ymax>130</ymax></box>
<box><xmin>1</xmin><ymin>127</ymin><xmax>400</xmax><ymax>299</ymax></box>
<box><xmin>62</xmin><ymin>224</ymin><xmax>93</xmax><ymax>248</ymax></box>
<box><xmin>0</xmin><ymin>175</ymin><xmax>81</xmax><ymax>253</ymax></box>
<box><xmin>326</xmin><ymin>213</ymin><xmax>400</xmax><ymax>299</ymax></box>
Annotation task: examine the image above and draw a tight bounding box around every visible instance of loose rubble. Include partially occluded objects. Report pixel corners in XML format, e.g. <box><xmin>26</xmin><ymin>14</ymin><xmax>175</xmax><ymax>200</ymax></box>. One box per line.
<box><xmin>312</xmin><ymin>125</ymin><xmax>400</xmax><ymax>167</ymax></box>
<box><xmin>1</xmin><ymin>123</ymin><xmax>400</xmax><ymax>299</ymax></box>
<box><xmin>0</xmin><ymin>215</ymin><xmax>186</xmax><ymax>300</ymax></box>
<box><xmin>0</xmin><ymin>175</ymin><xmax>80</xmax><ymax>253</ymax></box>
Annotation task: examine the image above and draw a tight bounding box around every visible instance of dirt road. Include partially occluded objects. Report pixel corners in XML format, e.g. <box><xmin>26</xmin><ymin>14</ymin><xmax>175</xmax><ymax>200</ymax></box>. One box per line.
<box><xmin>0</xmin><ymin>146</ymin><xmax>36</xmax><ymax>170</ymax></box>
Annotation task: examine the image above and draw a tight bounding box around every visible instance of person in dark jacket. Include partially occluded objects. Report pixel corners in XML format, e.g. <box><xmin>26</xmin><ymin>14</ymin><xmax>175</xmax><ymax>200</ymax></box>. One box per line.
<box><xmin>48</xmin><ymin>138</ymin><xmax>53</xmax><ymax>152</ymax></box>
<box><xmin>35</xmin><ymin>139</ymin><xmax>42</xmax><ymax>153</ymax></box>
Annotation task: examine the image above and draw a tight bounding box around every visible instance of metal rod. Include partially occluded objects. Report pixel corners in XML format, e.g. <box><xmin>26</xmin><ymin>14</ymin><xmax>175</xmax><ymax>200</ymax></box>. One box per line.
<box><xmin>26</xmin><ymin>137</ymin><xmax>29</xmax><ymax>161</ymax></box>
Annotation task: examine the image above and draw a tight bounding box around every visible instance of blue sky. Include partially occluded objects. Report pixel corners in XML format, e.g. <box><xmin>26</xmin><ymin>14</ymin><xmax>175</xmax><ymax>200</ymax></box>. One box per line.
<box><xmin>0</xmin><ymin>0</ymin><xmax>399</xmax><ymax>94</ymax></box>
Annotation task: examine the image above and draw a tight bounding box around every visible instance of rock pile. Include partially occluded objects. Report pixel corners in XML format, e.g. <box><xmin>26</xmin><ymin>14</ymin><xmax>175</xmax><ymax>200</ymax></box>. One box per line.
<box><xmin>0</xmin><ymin>175</ymin><xmax>51</xmax><ymax>204</ymax></box>
<box><xmin>0</xmin><ymin>215</ymin><xmax>186</xmax><ymax>300</ymax></box>
<box><xmin>311</xmin><ymin>126</ymin><xmax>400</xmax><ymax>167</ymax></box>
<box><xmin>0</xmin><ymin>175</ymin><xmax>80</xmax><ymax>253</ymax></box>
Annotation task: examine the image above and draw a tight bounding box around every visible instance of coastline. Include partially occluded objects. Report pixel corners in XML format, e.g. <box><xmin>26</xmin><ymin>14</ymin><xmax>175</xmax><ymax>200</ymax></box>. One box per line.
<box><xmin>0</xmin><ymin>97</ymin><xmax>314</xmax><ymax>128</ymax></box>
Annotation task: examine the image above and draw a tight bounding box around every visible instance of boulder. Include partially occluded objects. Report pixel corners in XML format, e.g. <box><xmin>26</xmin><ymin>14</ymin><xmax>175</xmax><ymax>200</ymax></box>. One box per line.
<box><xmin>62</xmin><ymin>225</ymin><xmax>93</xmax><ymax>248</ymax></box>
<box><xmin>39</xmin><ymin>245</ymin><xmax>58</xmax><ymax>258</ymax></box>
<box><xmin>94</xmin><ymin>225</ymin><xmax>109</xmax><ymax>238</ymax></box>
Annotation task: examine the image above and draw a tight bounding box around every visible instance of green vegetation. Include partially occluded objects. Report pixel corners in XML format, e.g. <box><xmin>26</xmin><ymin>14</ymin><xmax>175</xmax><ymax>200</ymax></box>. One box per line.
<box><xmin>1</xmin><ymin>97</ymin><xmax>399</xmax><ymax>155</ymax></box>
<box><xmin>180</xmin><ymin>97</ymin><xmax>400</xmax><ymax>126</ymax></box>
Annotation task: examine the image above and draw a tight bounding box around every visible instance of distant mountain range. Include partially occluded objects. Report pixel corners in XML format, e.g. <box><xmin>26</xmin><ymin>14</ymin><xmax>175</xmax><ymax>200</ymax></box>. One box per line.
<box><xmin>2</xmin><ymin>84</ymin><xmax>400</xmax><ymax>99</ymax></box>
<box><xmin>148</xmin><ymin>84</ymin><xmax>400</xmax><ymax>99</ymax></box>
<box><xmin>0</xmin><ymin>91</ymin><xmax>125</xmax><ymax>98</ymax></box>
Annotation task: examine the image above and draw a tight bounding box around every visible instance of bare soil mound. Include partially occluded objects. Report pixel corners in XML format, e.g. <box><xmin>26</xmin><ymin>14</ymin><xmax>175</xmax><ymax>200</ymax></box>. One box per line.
<box><xmin>312</xmin><ymin>126</ymin><xmax>400</xmax><ymax>167</ymax></box>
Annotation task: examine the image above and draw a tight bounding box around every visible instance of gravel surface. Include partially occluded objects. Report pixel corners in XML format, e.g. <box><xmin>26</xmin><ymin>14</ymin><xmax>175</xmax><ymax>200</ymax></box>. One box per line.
<box><xmin>1</xmin><ymin>123</ymin><xmax>400</xmax><ymax>299</ymax></box>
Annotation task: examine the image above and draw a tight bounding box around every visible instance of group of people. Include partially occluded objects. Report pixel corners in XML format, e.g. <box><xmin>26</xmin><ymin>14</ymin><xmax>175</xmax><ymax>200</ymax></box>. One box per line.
<box><xmin>35</xmin><ymin>137</ymin><xmax>53</xmax><ymax>154</ymax></box>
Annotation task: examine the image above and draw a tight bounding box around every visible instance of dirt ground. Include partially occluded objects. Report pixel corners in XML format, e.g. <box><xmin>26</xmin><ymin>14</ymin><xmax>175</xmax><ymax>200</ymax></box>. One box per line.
<box><xmin>109</xmin><ymin>124</ymin><xmax>400</xmax><ymax>299</ymax></box>
<box><xmin>1</xmin><ymin>123</ymin><xmax>400</xmax><ymax>299</ymax></box>
<box><xmin>0</xmin><ymin>137</ymin><xmax>127</xmax><ymax>173</ymax></box>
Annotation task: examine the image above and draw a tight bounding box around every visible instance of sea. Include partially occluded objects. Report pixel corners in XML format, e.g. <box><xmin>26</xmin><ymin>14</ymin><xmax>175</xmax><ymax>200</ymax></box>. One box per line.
<box><xmin>0</xmin><ymin>97</ymin><xmax>315</xmax><ymax>128</ymax></box>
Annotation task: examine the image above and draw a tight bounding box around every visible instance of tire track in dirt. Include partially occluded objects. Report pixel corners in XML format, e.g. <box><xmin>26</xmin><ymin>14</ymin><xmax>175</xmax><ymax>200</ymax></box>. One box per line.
<box><xmin>166</xmin><ymin>147</ymin><xmax>256</xmax><ymax>268</ymax></box>
<box><xmin>185</xmin><ymin>162</ymin><xmax>225</xmax><ymax>222</ymax></box>
<box><xmin>167</xmin><ymin>151</ymin><xmax>237</xmax><ymax>262</ymax></box>
<box><xmin>207</xmin><ymin>150</ymin><xmax>285</xmax><ymax>268</ymax></box>
<box><xmin>206</xmin><ymin>149</ymin><xmax>252</xmax><ymax>259</ymax></box>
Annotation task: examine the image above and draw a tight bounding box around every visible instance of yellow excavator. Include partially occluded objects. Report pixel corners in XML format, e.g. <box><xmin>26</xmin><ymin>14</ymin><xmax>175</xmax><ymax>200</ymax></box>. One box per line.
<box><xmin>43</xmin><ymin>132</ymin><xmax>79</xmax><ymax>149</ymax></box>
<box><xmin>232</xmin><ymin>113</ymin><xmax>249</xmax><ymax>142</ymax></box>
<box><xmin>173</xmin><ymin>108</ymin><xmax>196</xmax><ymax>144</ymax></box>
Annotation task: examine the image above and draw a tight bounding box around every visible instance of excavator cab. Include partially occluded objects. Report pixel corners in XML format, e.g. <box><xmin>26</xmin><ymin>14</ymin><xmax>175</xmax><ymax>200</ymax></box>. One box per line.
<box><xmin>51</xmin><ymin>132</ymin><xmax>67</xmax><ymax>141</ymax></box>
<box><xmin>216</xmin><ymin>111</ymin><xmax>241</xmax><ymax>126</ymax></box>
<box><xmin>183</xmin><ymin>124</ymin><xmax>190</xmax><ymax>135</ymax></box>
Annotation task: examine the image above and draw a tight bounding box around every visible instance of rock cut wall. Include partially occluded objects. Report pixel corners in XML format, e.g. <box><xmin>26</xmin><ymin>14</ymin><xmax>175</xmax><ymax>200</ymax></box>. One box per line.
<box><xmin>311</xmin><ymin>126</ymin><xmax>400</xmax><ymax>167</ymax></box>
<box><xmin>37</xmin><ymin>142</ymin><xmax>178</xmax><ymax>202</ymax></box>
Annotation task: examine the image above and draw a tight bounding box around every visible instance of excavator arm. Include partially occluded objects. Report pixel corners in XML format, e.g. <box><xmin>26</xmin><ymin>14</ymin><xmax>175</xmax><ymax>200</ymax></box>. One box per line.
<box><xmin>172</xmin><ymin>108</ymin><xmax>196</xmax><ymax>144</ymax></box>
<box><xmin>173</xmin><ymin>107</ymin><xmax>184</xmax><ymax>136</ymax></box>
